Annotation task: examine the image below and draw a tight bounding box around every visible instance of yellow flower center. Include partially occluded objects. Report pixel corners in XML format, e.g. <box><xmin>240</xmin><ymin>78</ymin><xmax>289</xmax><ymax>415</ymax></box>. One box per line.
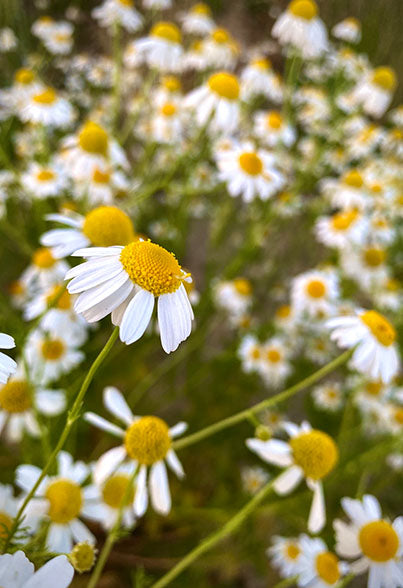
<box><xmin>343</xmin><ymin>170</ymin><xmax>363</xmax><ymax>188</ymax></box>
<box><xmin>41</xmin><ymin>338</ymin><xmax>65</xmax><ymax>361</ymax></box>
<box><xmin>0</xmin><ymin>511</ymin><xmax>13</xmax><ymax>539</ymax></box>
<box><xmin>252</xmin><ymin>57</ymin><xmax>271</xmax><ymax>70</ymax></box>
<box><xmin>120</xmin><ymin>241</ymin><xmax>183</xmax><ymax>296</ymax></box>
<box><xmin>250</xmin><ymin>346</ymin><xmax>261</xmax><ymax>360</ymax></box>
<box><xmin>238</xmin><ymin>152</ymin><xmax>263</xmax><ymax>176</ymax></box>
<box><xmin>267</xmin><ymin>349</ymin><xmax>281</xmax><ymax>363</ymax></box>
<box><xmin>393</xmin><ymin>407</ymin><xmax>403</xmax><ymax>425</ymax></box>
<box><xmin>83</xmin><ymin>206</ymin><xmax>135</xmax><ymax>247</ymax></box>
<box><xmin>15</xmin><ymin>68</ymin><xmax>35</xmax><ymax>85</ymax></box>
<box><xmin>285</xmin><ymin>543</ymin><xmax>301</xmax><ymax>560</ymax></box>
<box><xmin>37</xmin><ymin>169</ymin><xmax>55</xmax><ymax>182</ymax></box>
<box><xmin>363</xmin><ymin>247</ymin><xmax>386</xmax><ymax>267</ymax></box>
<box><xmin>55</xmin><ymin>32</ymin><xmax>70</xmax><ymax>43</ymax></box>
<box><xmin>372</xmin><ymin>67</ymin><xmax>397</xmax><ymax>91</ymax></box>
<box><xmin>92</xmin><ymin>167</ymin><xmax>111</xmax><ymax>184</ymax></box>
<box><xmin>360</xmin><ymin>311</ymin><xmax>396</xmax><ymax>347</ymax></box>
<box><xmin>33</xmin><ymin>88</ymin><xmax>57</xmax><ymax>105</ymax></box>
<box><xmin>192</xmin><ymin>3</ymin><xmax>211</xmax><ymax>15</ymax></box>
<box><xmin>162</xmin><ymin>76</ymin><xmax>181</xmax><ymax>92</ymax></box>
<box><xmin>276</xmin><ymin>305</ymin><xmax>291</xmax><ymax>319</ymax></box>
<box><xmin>78</xmin><ymin>121</ymin><xmax>109</xmax><ymax>156</ymax></box>
<box><xmin>359</xmin><ymin>520</ymin><xmax>399</xmax><ymax>562</ymax></box>
<box><xmin>306</xmin><ymin>279</ymin><xmax>326</xmax><ymax>299</ymax></box>
<box><xmin>331</xmin><ymin>210</ymin><xmax>358</xmax><ymax>231</ymax></box>
<box><xmin>365</xmin><ymin>381</ymin><xmax>383</xmax><ymax>396</ymax></box>
<box><xmin>212</xmin><ymin>28</ymin><xmax>230</xmax><ymax>44</ymax></box>
<box><xmin>102</xmin><ymin>474</ymin><xmax>135</xmax><ymax>508</ymax></box>
<box><xmin>45</xmin><ymin>479</ymin><xmax>83</xmax><ymax>524</ymax></box>
<box><xmin>46</xmin><ymin>285</ymin><xmax>72</xmax><ymax>311</ymax></box>
<box><xmin>119</xmin><ymin>0</ymin><xmax>133</xmax><ymax>6</ymax></box>
<box><xmin>0</xmin><ymin>380</ymin><xmax>31</xmax><ymax>413</ymax></box>
<box><xmin>124</xmin><ymin>416</ymin><xmax>171</xmax><ymax>465</ymax></box>
<box><xmin>9</xmin><ymin>280</ymin><xmax>25</xmax><ymax>296</ymax></box>
<box><xmin>233</xmin><ymin>277</ymin><xmax>252</xmax><ymax>296</ymax></box>
<box><xmin>33</xmin><ymin>247</ymin><xmax>56</xmax><ymax>269</ymax></box>
<box><xmin>386</xmin><ymin>278</ymin><xmax>399</xmax><ymax>292</ymax></box>
<box><xmin>289</xmin><ymin>0</ymin><xmax>318</xmax><ymax>20</ymax></box>
<box><xmin>267</xmin><ymin>111</ymin><xmax>283</xmax><ymax>130</ymax></box>
<box><xmin>208</xmin><ymin>72</ymin><xmax>240</xmax><ymax>100</ymax></box>
<box><xmin>161</xmin><ymin>102</ymin><xmax>177</xmax><ymax>117</ymax></box>
<box><xmin>70</xmin><ymin>542</ymin><xmax>97</xmax><ymax>573</ymax></box>
<box><xmin>315</xmin><ymin>552</ymin><xmax>341</xmax><ymax>585</ymax></box>
<box><xmin>151</xmin><ymin>22</ymin><xmax>182</xmax><ymax>44</ymax></box>
<box><xmin>290</xmin><ymin>430</ymin><xmax>338</xmax><ymax>480</ymax></box>
<box><xmin>344</xmin><ymin>17</ymin><xmax>360</xmax><ymax>27</ymax></box>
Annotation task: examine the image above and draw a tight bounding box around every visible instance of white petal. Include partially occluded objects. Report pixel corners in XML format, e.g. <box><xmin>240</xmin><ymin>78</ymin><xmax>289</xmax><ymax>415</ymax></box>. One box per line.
<box><xmin>273</xmin><ymin>465</ymin><xmax>304</xmax><ymax>495</ymax></box>
<box><xmin>119</xmin><ymin>288</ymin><xmax>154</xmax><ymax>345</ymax></box>
<box><xmin>94</xmin><ymin>446</ymin><xmax>126</xmax><ymax>485</ymax></box>
<box><xmin>307</xmin><ymin>480</ymin><xmax>326</xmax><ymax>534</ymax></box>
<box><xmin>166</xmin><ymin>449</ymin><xmax>185</xmax><ymax>478</ymax></box>
<box><xmin>84</xmin><ymin>412</ymin><xmax>125</xmax><ymax>437</ymax></box>
<box><xmin>103</xmin><ymin>386</ymin><xmax>134</xmax><ymax>426</ymax></box>
<box><xmin>24</xmin><ymin>556</ymin><xmax>74</xmax><ymax>588</ymax></box>
<box><xmin>158</xmin><ymin>284</ymin><xmax>193</xmax><ymax>354</ymax></box>
<box><xmin>169</xmin><ymin>422</ymin><xmax>188</xmax><ymax>438</ymax></box>
<box><xmin>47</xmin><ymin>524</ymin><xmax>72</xmax><ymax>553</ymax></box>
<box><xmin>36</xmin><ymin>390</ymin><xmax>66</xmax><ymax>416</ymax></box>
<box><xmin>69</xmin><ymin>518</ymin><xmax>95</xmax><ymax>544</ymax></box>
<box><xmin>0</xmin><ymin>334</ymin><xmax>15</xmax><ymax>349</ymax></box>
<box><xmin>149</xmin><ymin>461</ymin><xmax>171</xmax><ymax>515</ymax></box>
<box><xmin>133</xmin><ymin>465</ymin><xmax>148</xmax><ymax>517</ymax></box>
<box><xmin>246</xmin><ymin>438</ymin><xmax>293</xmax><ymax>467</ymax></box>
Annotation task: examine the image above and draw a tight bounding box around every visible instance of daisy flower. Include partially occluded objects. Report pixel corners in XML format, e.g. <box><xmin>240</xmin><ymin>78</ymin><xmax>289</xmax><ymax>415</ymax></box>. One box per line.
<box><xmin>0</xmin><ymin>551</ymin><xmax>74</xmax><ymax>588</ymax></box>
<box><xmin>16</xmin><ymin>452</ymin><xmax>95</xmax><ymax>553</ymax></box>
<box><xmin>334</xmin><ymin>494</ymin><xmax>403</xmax><ymax>588</ymax></box>
<box><xmin>291</xmin><ymin>270</ymin><xmax>339</xmax><ymax>319</ymax></box>
<box><xmin>238</xmin><ymin>334</ymin><xmax>262</xmax><ymax>374</ymax></box>
<box><xmin>85</xmin><ymin>386</ymin><xmax>186</xmax><ymax>516</ymax></box>
<box><xmin>315</xmin><ymin>209</ymin><xmax>367</xmax><ymax>250</ymax></box>
<box><xmin>0</xmin><ymin>484</ymin><xmax>19</xmax><ymax>542</ymax></box>
<box><xmin>322</xmin><ymin>169</ymin><xmax>368</xmax><ymax>210</ymax></box>
<box><xmin>296</xmin><ymin>535</ymin><xmax>348</xmax><ymax>587</ymax></box>
<box><xmin>41</xmin><ymin>206</ymin><xmax>135</xmax><ymax>259</ymax></box>
<box><xmin>254</xmin><ymin>110</ymin><xmax>295</xmax><ymax>148</ymax></box>
<box><xmin>181</xmin><ymin>3</ymin><xmax>215</xmax><ymax>36</ymax></box>
<box><xmin>0</xmin><ymin>28</ymin><xmax>17</xmax><ymax>52</ymax></box>
<box><xmin>202</xmin><ymin>28</ymin><xmax>239</xmax><ymax>70</ymax></box>
<box><xmin>19</xmin><ymin>87</ymin><xmax>75</xmax><ymax>128</ymax></box>
<box><xmin>241</xmin><ymin>59</ymin><xmax>283</xmax><ymax>103</ymax></box>
<box><xmin>92</xmin><ymin>0</ymin><xmax>143</xmax><ymax>33</ymax></box>
<box><xmin>143</xmin><ymin>0</ymin><xmax>172</xmax><ymax>9</ymax></box>
<box><xmin>340</xmin><ymin>246</ymin><xmax>388</xmax><ymax>291</ymax></box>
<box><xmin>135</xmin><ymin>22</ymin><xmax>183</xmax><ymax>72</ymax></box>
<box><xmin>332</xmin><ymin>17</ymin><xmax>361</xmax><ymax>44</ymax></box>
<box><xmin>42</xmin><ymin>22</ymin><xmax>74</xmax><ymax>55</ymax></box>
<box><xmin>269</xmin><ymin>535</ymin><xmax>304</xmax><ymax>578</ymax></box>
<box><xmin>259</xmin><ymin>337</ymin><xmax>291</xmax><ymax>388</ymax></box>
<box><xmin>214</xmin><ymin>278</ymin><xmax>252</xmax><ymax>318</ymax></box>
<box><xmin>0</xmin><ymin>333</ymin><xmax>16</xmax><ymax>384</ymax></box>
<box><xmin>353</xmin><ymin>67</ymin><xmax>397</xmax><ymax>118</ymax></box>
<box><xmin>272</xmin><ymin>0</ymin><xmax>328</xmax><ymax>59</ymax></box>
<box><xmin>20</xmin><ymin>248</ymin><xmax>69</xmax><ymax>292</ymax></box>
<box><xmin>22</xmin><ymin>162</ymin><xmax>68</xmax><ymax>198</ymax></box>
<box><xmin>247</xmin><ymin>421</ymin><xmax>339</xmax><ymax>533</ymax></box>
<box><xmin>66</xmin><ymin>239</ymin><xmax>194</xmax><ymax>353</ymax></box>
<box><xmin>151</xmin><ymin>101</ymin><xmax>184</xmax><ymax>144</ymax></box>
<box><xmin>327</xmin><ymin>309</ymin><xmax>400</xmax><ymax>384</ymax></box>
<box><xmin>312</xmin><ymin>382</ymin><xmax>344</xmax><ymax>412</ymax></box>
<box><xmin>241</xmin><ymin>466</ymin><xmax>270</xmax><ymax>496</ymax></box>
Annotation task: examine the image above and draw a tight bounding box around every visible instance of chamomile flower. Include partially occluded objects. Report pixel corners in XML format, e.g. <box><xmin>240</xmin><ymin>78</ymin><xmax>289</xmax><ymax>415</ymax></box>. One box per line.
<box><xmin>151</xmin><ymin>101</ymin><xmax>184</xmax><ymax>144</ymax></box>
<box><xmin>353</xmin><ymin>67</ymin><xmax>397</xmax><ymax>118</ymax></box>
<box><xmin>214</xmin><ymin>278</ymin><xmax>252</xmax><ymax>318</ymax></box>
<box><xmin>315</xmin><ymin>209</ymin><xmax>367</xmax><ymax>250</ymax></box>
<box><xmin>247</xmin><ymin>421</ymin><xmax>339</xmax><ymax>533</ymax></box>
<box><xmin>296</xmin><ymin>535</ymin><xmax>348</xmax><ymax>587</ymax></box>
<box><xmin>216</xmin><ymin>142</ymin><xmax>285</xmax><ymax>202</ymax></box>
<box><xmin>85</xmin><ymin>386</ymin><xmax>186</xmax><ymax>516</ymax></box>
<box><xmin>241</xmin><ymin>466</ymin><xmax>270</xmax><ymax>495</ymax></box>
<box><xmin>19</xmin><ymin>87</ymin><xmax>75</xmax><ymax>128</ymax></box>
<box><xmin>0</xmin><ymin>28</ymin><xmax>17</xmax><ymax>52</ymax></box>
<box><xmin>181</xmin><ymin>3</ymin><xmax>215</xmax><ymax>36</ymax></box>
<box><xmin>269</xmin><ymin>535</ymin><xmax>303</xmax><ymax>578</ymax></box>
<box><xmin>238</xmin><ymin>334</ymin><xmax>262</xmax><ymax>373</ymax></box>
<box><xmin>135</xmin><ymin>22</ymin><xmax>183</xmax><ymax>72</ymax></box>
<box><xmin>92</xmin><ymin>0</ymin><xmax>143</xmax><ymax>33</ymax></box>
<box><xmin>312</xmin><ymin>382</ymin><xmax>344</xmax><ymax>412</ymax></box>
<box><xmin>291</xmin><ymin>270</ymin><xmax>339</xmax><ymax>319</ymax></box>
<box><xmin>0</xmin><ymin>485</ymin><xmax>19</xmax><ymax>544</ymax></box>
<box><xmin>259</xmin><ymin>337</ymin><xmax>291</xmax><ymax>388</ymax></box>
<box><xmin>340</xmin><ymin>246</ymin><xmax>388</xmax><ymax>291</ymax></box>
<box><xmin>20</xmin><ymin>247</ymin><xmax>69</xmax><ymax>291</ymax></box>
<box><xmin>323</xmin><ymin>169</ymin><xmax>368</xmax><ymax>210</ymax></box>
<box><xmin>327</xmin><ymin>309</ymin><xmax>400</xmax><ymax>384</ymax></box>
<box><xmin>254</xmin><ymin>110</ymin><xmax>296</xmax><ymax>148</ymax></box>
<box><xmin>42</xmin><ymin>22</ymin><xmax>74</xmax><ymax>55</ymax></box>
<box><xmin>0</xmin><ymin>551</ymin><xmax>74</xmax><ymax>588</ymax></box>
<box><xmin>143</xmin><ymin>0</ymin><xmax>172</xmax><ymax>8</ymax></box>
<box><xmin>272</xmin><ymin>0</ymin><xmax>328</xmax><ymax>59</ymax></box>
<box><xmin>16</xmin><ymin>452</ymin><xmax>95</xmax><ymax>553</ymax></box>
<box><xmin>332</xmin><ymin>17</ymin><xmax>361</xmax><ymax>44</ymax></box>
<box><xmin>0</xmin><ymin>334</ymin><xmax>16</xmax><ymax>384</ymax></box>
<box><xmin>66</xmin><ymin>240</ymin><xmax>194</xmax><ymax>353</ymax></box>
<box><xmin>22</xmin><ymin>163</ymin><xmax>68</xmax><ymax>198</ymax></box>
<box><xmin>241</xmin><ymin>59</ymin><xmax>283</xmax><ymax>102</ymax></box>
<box><xmin>334</xmin><ymin>494</ymin><xmax>403</xmax><ymax>588</ymax></box>
<box><xmin>41</xmin><ymin>206</ymin><xmax>135</xmax><ymax>259</ymax></box>
<box><xmin>202</xmin><ymin>28</ymin><xmax>239</xmax><ymax>70</ymax></box>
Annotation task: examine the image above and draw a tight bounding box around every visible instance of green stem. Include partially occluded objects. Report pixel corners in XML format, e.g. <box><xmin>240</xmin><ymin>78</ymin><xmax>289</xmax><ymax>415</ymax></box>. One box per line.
<box><xmin>336</xmin><ymin>573</ymin><xmax>355</xmax><ymax>588</ymax></box>
<box><xmin>273</xmin><ymin>575</ymin><xmax>299</xmax><ymax>588</ymax></box>
<box><xmin>151</xmin><ymin>479</ymin><xmax>275</xmax><ymax>588</ymax></box>
<box><xmin>173</xmin><ymin>349</ymin><xmax>353</xmax><ymax>451</ymax></box>
<box><xmin>2</xmin><ymin>327</ymin><xmax>119</xmax><ymax>553</ymax></box>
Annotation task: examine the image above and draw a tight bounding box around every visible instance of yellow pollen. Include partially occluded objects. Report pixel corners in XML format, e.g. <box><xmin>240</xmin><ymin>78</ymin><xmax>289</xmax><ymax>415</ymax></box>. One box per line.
<box><xmin>233</xmin><ymin>278</ymin><xmax>252</xmax><ymax>296</ymax></box>
<box><xmin>386</xmin><ymin>278</ymin><xmax>399</xmax><ymax>292</ymax></box>
<box><xmin>250</xmin><ymin>346</ymin><xmax>261</xmax><ymax>360</ymax></box>
<box><xmin>0</xmin><ymin>511</ymin><xmax>12</xmax><ymax>540</ymax></box>
<box><xmin>285</xmin><ymin>543</ymin><xmax>301</xmax><ymax>560</ymax></box>
<box><xmin>46</xmin><ymin>479</ymin><xmax>82</xmax><ymax>524</ymax></box>
<box><xmin>124</xmin><ymin>416</ymin><xmax>171</xmax><ymax>465</ymax></box>
<box><xmin>0</xmin><ymin>380</ymin><xmax>31</xmax><ymax>413</ymax></box>
<box><xmin>83</xmin><ymin>206</ymin><xmax>135</xmax><ymax>247</ymax></box>
<box><xmin>306</xmin><ymin>279</ymin><xmax>326</xmax><ymax>299</ymax></box>
<box><xmin>102</xmin><ymin>474</ymin><xmax>134</xmax><ymax>508</ymax></box>
<box><xmin>33</xmin><ymin>247</ymin><xmax>56</xmax><ymax>269</ymax></box>
<box><xmin>120</xmin><ymin>241</ymin><xmax>183</xmax><ymax>296</ymax></box>
<box><xmin>41</xmin><ymin>339</ymin><xmax>65</xmax><ymax>361</ymax></box>
<box><xmin>78</xmin><ymin>121</ymin><xmax>108</xmax><ymax>156</ymax></box>
<box><xmin>267</xmin><ymin>349</ymin><xmax>281</xmax><ymax>363</ymax></box>
<box><xmin>266</xmin><ymin>111</ymin><xmax>283</xmax><ymax>130</ymax></box>
<box><xmin>70</xmin><ymin>542</ymin><xmax>97</xmax><ymax>573</ymax></box>
<box><xmin>36</xmin><ymin>169</ymin><xmax>55</xmax><ymax>182</ymax></box>
<box><xmin>393</xmin><ymin>407</ymin><xmax>403</xmax><ymax>425</ymax></box>
<box><xmin>290</xmin><ymin>430</ymin><xmax>338</xmax><ymax>480</ymax></box>
<box><xmin>151</xmin><ymin>22</ymin><xmax>182</xmax><ymax>44</ymax></box>
<box><xmin>46</xmin><ymin>285</ymin><xmax>71</xmax><ymax>311</ymax></box>
<box><xmin>162</xmin><ymin>76</ymin><xmax>181</xmax><ymax>92</ymax></box>
<box><xmin>331</xmin><ymin>210</ymin><xmax>358</xmax><ymax>231</ymax></box>
<box><xmin>360</xmin><ymin>311</ymin><xmax>396</xmax><ymax>347</ymax></box>
<box><xmin>276</xmin><ymin>305</ymin><xmax>291</xmax><ymax>319</ymax></box>
<box><xmin>119</xmin><ymin>0</ymin><xmax>133</xmax><ymax>6</ymax></box>
<box><xmin>372</xmin><ymin>67</ymin><xmax>397</xmax><ymax>91</ymax></box>
<box><xmin>208</xmin><ymin>72</ymin><xmax>239</xmax><ymax>100</ymax></box>
<box><xmin>365</xmin><ymin>381</ymin><xmax>383</xmax><ymax>396</ymax></box>
<box><xmin>359</xmin><ymin>520</ymin><xmax>399</xmax><ymax>562</ymax></box>
<box><xmin>192</xmin><ymin>3</ymin><xmax>211</xmax><ymax>15</ymax></box>
<box><xmin>343</xmin><ymin>170</ymin><xmax>363</xmax><ymax>188</ymax></box>
<box><xmin>252</xmin><ymin>58</ymin><xmax>271</xmax><ymax>70</ymax></box>
<box><xmin>92</xmin><ymin>167</ymin><xmax>111</xmax><ymax>184</ymax></box>
<box><xmin>33</xmin><ymin>88</ymin><xmax>57</xmax><ymax>105</ymax></box>
<box><xmin>315</xmin><ymin>552</ymin><xmax>340</xmax><ymax>585</ymax></box>
<box><xmin>326</xmin><ymin>388</ymin><xmax>338</xmax><ymax>400</ymax></box>
<box><xmin>212</xmin><ymin>28</ymin><xmax>230</xmax><ymax>44</ymax></box>
<box><xmin>15</xmin><ymin>68</ymin><xmax>35</xmax><ymax>85</ymax></box>
<box><xmin>161</xmin><ymin>102</ymin><xmax>177</xmax><ymax>117</ymax></box>
<box><xmin>363</xmin><ymin>247</ymin><xmax>386</xmax><ymax>267</ymax></box>
<box><xmin>289</xmin><ymin>0</ymin><xmax>318</xmax><ymax>20</ymax></box>
<box><xmin>239</xmin><ymin>152</ymin><xmax>263</xmax><ymax>176</ymax></box>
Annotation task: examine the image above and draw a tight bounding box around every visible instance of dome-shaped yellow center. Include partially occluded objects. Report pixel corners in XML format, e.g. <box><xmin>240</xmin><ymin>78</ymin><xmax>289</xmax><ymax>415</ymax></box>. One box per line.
<box><xmin>250</xmin><ymin>346</ymin><xmax>261</xmax><ymax>360</ymax></box>
<box><xmin>266</xmin><ymin>112</ymin><xmax>282</xmax><ymax>130</ymax></box>
<box><xmin>306</xmin><ymin>279</ymin><xmax>326</xmax><ymax>299</ymax></box>
<box><xmin>289</xmin><ymin>0</ymin><xmax>318</xmax><ymax>20</ymax></box>
<box><xmin>41</xmin><ymin>338</ymin><xmax>65</xmax><ymax>361</ymax></box>
<box><xmin>192</xmin><ymin>3</ymin><xmax>211</xmax><ymax>15</ymax></box>
<box><xmin>266</xmin><ymin>349</ymin><xmax>281</xmax><ymax>363</ymax></box>
<box><xmin>360</xmin><ymin>311</ymin><xmax>396</xmax><ymax>347</ymax></box>
<box><xmin>372</xmin><ymin>67</ymin><xmax>397</xmax><ymax>91</ymax></box>
<box><xmin>233</xmin><ymin>277</ymin><xmax>252</xmax><ymax>296</ymax></box>
<box><xmin>70</xmin><ymin>542</ymin><xmax>97</xmax><ymax>573</ymax></box>
<box><xmin>285</xmin><ymin>542</ymin><xmax>301</xmax><ymax>560</ymax></box>
<box><xmin>120</xmin><ymin>241</ymin><xmax>183</xmax><ymax>296</ymax></box>
<box><xmin>290</xmin><ymin>430</ymin><xmax>338</xmax><ymax>480</ymax></box>
<box><xmin>151</xmin><ymin>22</ymin><xmax>182</xmax><ymax>44</ymax></box>
<box><xmin>343</xmin><ymin>170</ymin><xmax>363</xmax><ymax>188</ymax></box>
<box><xmin>365</xmin><ymin>381</ymin><xmax>383</xmax><ymax>396</ymax></box>
<box><xmin>102</xmin><ymin>474</ymin><xmax>134</xmax><ymax>508</ymax></box>
<box><xmin>46</xmin><ymin>285</ymin><xmax>71</xmax><ymax>311</ymax></box>
<box><xmin>239</xmin><ymin>152</ymin><xmax>263</xmax><ymax>176</ymax></box>
<box><xmin>386</xmin><ymin>278</ymin><xmax>399</xmax><ymax>292</ymax></box>
<box><xmin>78</xmin><ymin>121</ymin><xmax>109</xmax><ymax>156</ymax></box>
<box><xmin>45</xmin><ymin>479</ymin><xmax>83</xmax><ymax>524</ymax></box>
<box><xmin>276</xmin><ymin>305</ymin><xmax>291</xmax><ymax>319</ymax></box>
<box><xmin>212</xmin><ymin>28</ymin><xmax>230</xmax><ymax>44</ymax></box>
<box><xmin>331</xmin><ymin>210</ymin><xmax>358</xmax><ymax>231</ymax></box>
<box><xmin>208</xmin><ymin>72</ymin><xmax>240</xmax><ymax>100</ymax></box>
<box><xmin>315</xmin><ymin>552</ymin><xmax>340</xmax><ymax>585</ymax></box>
<box><xmin>161</xmin><ymin>102</ymin><xmax>177</xmax><ymax>117</ymax></box>
<box><xmin>36</xmin><ymin>169</ymin><xmax>55</xmax><ymax>182</ymax></box>
<box><xmin>0</xmin><ymin>511</ymin><xmax>13</xmax><ymax>540</ymax></box>
<box><xmin>124</xmin><ymin>416</ymin><xmax>171</xmax><ymax>465</ymax></box>
<box><xmin>393</xmin><ymin>407</ymin><xmax>403</xmax><ymax>425</ymax></box>
<box><xmin>359</xmin><ymin>520</ymin><xmax>399</xmax><ymax>562</ymax></box>
<box><xmin>252</xmin><ymin>58</ymin><xmax>271</xmax><ymax>70</ymax></box>
<box><xmin>162</xmin><ymin>76</ymin><xmax>181</xmax><ymax>92</ymax></box>
<box><xmin>33</xmin><ymin>247</ymin><xmax>56</xmax><ymax>269</ymax></box>
<box><xmin>119</xmin><ymin>0</ymin><xmax>133</xmax><ymax>6</ymax></box>
<box><xmin>83</xmin><ymin>206</ymin><xmax>135</xmax><ymax>247</ymax></box>
<box><xmin>363</xmin><ymin>247</ymin><xmax>386</xmax><ymax>267</ymax></box>
<box><xmin>15</xmin><ymin>68</ymin><xmax>35</xmax><ymax>85</ymax></box>
<box><xmin>92</xmin><ymin>168</ymin><xmax>111</xmax><ymax>184</ymax></box>
<box><xmin>33</xmin><ymin>88</ymin><xmax>57</xmax><ymax>105</ymax></box>
<box><xmin>0</xmin><ymin>380</ymin><xmax>31</xmax><ymax>413</ymax></box>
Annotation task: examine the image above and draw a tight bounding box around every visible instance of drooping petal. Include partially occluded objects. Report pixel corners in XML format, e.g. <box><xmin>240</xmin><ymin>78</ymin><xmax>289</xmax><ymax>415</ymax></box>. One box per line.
<box><xmin>119</xmin><ymin>288</ymin><xmax>154</xmax><ymax>345</ymax></box>
<box><xmin>149</xmin><ymin>461</ymin><xmax>171</xmax><ymax>515</ymax></box>
<box><xmin>104</xmin><ymin>386</ymin><xmax>134</xmax><ymax>426</ymax></box>
<box><xmin>273</xmin><ymin>465</ymin><xmax>303</xmax><ymax>495</ymax></box>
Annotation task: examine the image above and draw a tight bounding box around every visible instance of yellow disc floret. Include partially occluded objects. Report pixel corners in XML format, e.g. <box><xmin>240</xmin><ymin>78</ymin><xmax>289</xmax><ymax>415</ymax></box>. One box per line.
<box><xmin>162</xmin><ymin>76</ymin><xmax>181</xmax><ymax>92</ymax></box>
<box><xmin>151</xmin><ymin>22</ymin><xmax>181</xmax><ymax>44</ymax></box>
<box><xmin>285</xmin><ymin>542</ymin><xmax>301</xmax><ymax>560</ymax></box>
<box><xmin>233</xmin><ymin>277</ymin><xmax>252</xmax><ymax>296</ymax></box>
<box><xmin>83</xmin><ymin>206</ymin><xmax>135</xmax><ymax>247</ymax></box>
<box><xmin>124</xmin><ymin>416</ymin><xmax>171</xmax><ymax>465</ymax></box>
<box><xmin>359</xmin><ymin>520</ymin><xmax>399</xmax><ymax>562</ymax></box>
<box><xmin>266</xmin><ymin>349</ymin><xmax>281</xmax><ymax>363</ymax></box>
<box><xmin>78</xmin><ymin>121</ymin><xmax>108</xmax><ymax>156</ymax></box>
<box><xmin>33</xmin><ymin>88</ymin><xmax>57</xmax><ymax>105</ymax></box>
<box><xmin>0</xmin><ymin>511</ymin><xmax>13</xmax><ymax>540</ymax></box>
<box><xmin>120</xmin><ymin>241</ymin><xmax>183</xmax><ymax>296</ymax></box>
<box><xmin>46</xmin><ymin>285</ymin><xmax>71</xmax><ymax>311</ymax></box>
<box><xmin>363</xmin><ymin>247</ymin><xmax>386</xmax><ymax>267</ymax></box>
<box><xmin>33</xmin><ymin>247</ymin><xmax>56</xmax><ymax>269</ymax></box>
<box><xmin>360</xmin><ymin>311</ymin><xmax>396</xmax><ymax>347</ymax></box>
<box><xmin>192</xmin><ymin>3</ymin><xmax>211</xmax><ymax>15</ymax></box>
<box><xmin>212</xmin><ymin>28</ymin><xmax>230</xmax><ymax>44</ymax></box>
<box><xmin>331</xmin><ymin>210</ymin><xmax>358</xmax><ymax>231</ymax></box>
<box><xmin>15</xmin><ymin>68</ymin><xmax>35</xmax><ymax>85</ymax></box>
<box><xmin>102</xmin><ymin>474</ymin><xmax>135</xmax><ymax>508</ymax></box>
<box><xmin>208</xmin><ymin>72</ymin><xmax>240</xmax><ymax>100</ymax></box>
<box><xmin>46</xmin><ymin>479</ymin><xmax>83</xmax><ymax>524</ymax></box>
<box><xmin>0</xmin><ymin>380</ymin><xmax>31</xmax><ymax>413</ymax></box>
<box><xmin>267</xmin><ymin>111</ymin><xmax>283</xmax><ymax>129</ymax></box>
<box><xmin>372</xmin><ymin>67</ymin><xmax>397</xmax><ymax>92</ymax></box>
<box><xmin>315</xmin><ymin>552</ymin><xmax>341</xmax><ymax>585</ymax></box>
<box><xmin>306</xmin><ymin>279</ymin><xmax>326</xmax><ymax>299</ymax></box>
<box><xmin>343</xmin><ymin>169</ymin><xmax>363</xmax><ymax>188</ymax></box>
<box><xmin>119</xmin><ymin>0</ymin><xmax>133</xmax><ymax>6</ymax></box>
<box><xmin>70</xmin><ymin>542</ymin><xmax>97</xmax><ymax>573</ymax></box>
<box><xmin>290</xmin><ymin>430</ymin><xmax>338</xmax><ymax>480</ymax></box>
<box><xmin>161</xmin><ymin>102</ymin><xmax>177</xmax><ymax>117</ymax></box>
<box><xmin>289</xmin><ymin>0</ymin><xmax>318</xmax><ymax>20</ymax></box>
<box><xmin>41</xmin><ymin>338</ymin><xmax>65</xmax><ymax>361</ymax></box>
<box><xmin>239</xmin><ymin>152</ymin><xmax>263</xmax><ymax>176</ymax></box>
<box><xmin>37</xmin><ymin>169</ymin><xmax>55</xmax><ymax>182</ymax></box>
<box><xmin>92</xmin><ymin>168</ymin><xmax>111</xmax><ymax>184</ymax></box>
